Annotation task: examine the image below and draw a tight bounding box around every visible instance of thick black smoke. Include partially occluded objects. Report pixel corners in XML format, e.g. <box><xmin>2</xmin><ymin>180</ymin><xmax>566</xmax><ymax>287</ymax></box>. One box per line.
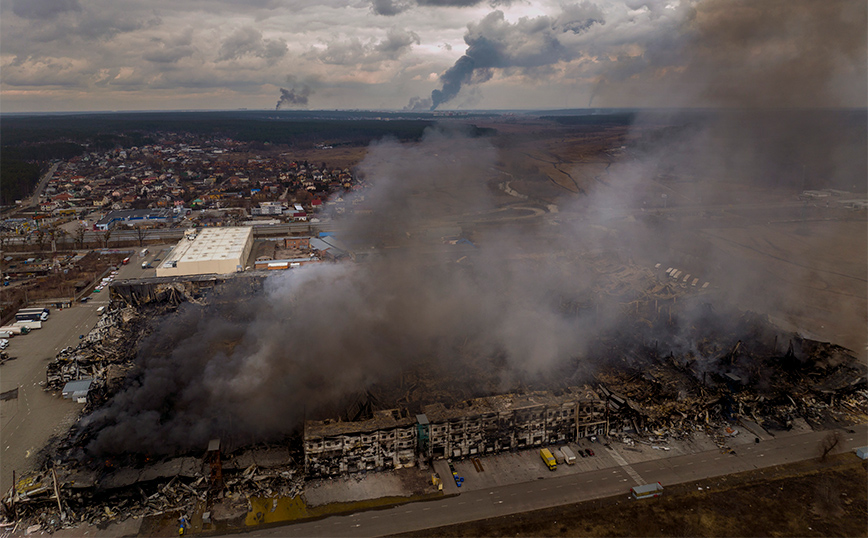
<box><xmin>276</xmin><ymin>84</ymin><xmax>312</xmax><ymax>109</ymax></box>
<box><xmin>83</xmin><ymin>128</ymin><xmax>609</xmax><ymax>456</ymax></box>
<box><xmin>430</xmin><ymin>7</ymin><xmax>603</xmax><ymax>109</ymax></box>
<box><xmin>429</xmin><ymin>0</ymin><xmax>865</xmax><ymax>110</ymax></box>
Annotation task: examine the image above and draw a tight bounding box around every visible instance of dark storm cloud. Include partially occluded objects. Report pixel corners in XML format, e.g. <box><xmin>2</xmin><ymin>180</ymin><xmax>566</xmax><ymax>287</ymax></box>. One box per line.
<box><xmin>371</xmin><ymin>0</ymin><xmax>411</xmax><ymax>16</ymax></box>
<box><xmin>12</xmin><ymin>0</ymin><xmax>81</xmax><ymax>19</ymax></box>
<box><xmin>216</xmin><ymin>27</ymin><xmax>287</xmax><ymax>62</ymax></box>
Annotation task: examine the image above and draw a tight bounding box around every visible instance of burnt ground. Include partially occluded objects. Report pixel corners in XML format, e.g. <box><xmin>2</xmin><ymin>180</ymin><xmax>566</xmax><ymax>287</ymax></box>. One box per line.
<box><xmin>396</xmin><ymin>453</ymin><xmax>868</xmax><ymax>538</ymax></box>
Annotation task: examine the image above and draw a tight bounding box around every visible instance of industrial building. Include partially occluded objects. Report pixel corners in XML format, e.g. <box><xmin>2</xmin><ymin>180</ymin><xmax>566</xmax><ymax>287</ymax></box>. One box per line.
<box><xmin>156</xmin><ymin>227</ymin><xmax>254</xmax><ymax>277</ymax></box>
<box><xmin>303</xmin><ymin>386</ymin><xmax>607</xmax><ymax>477</ymax></box>
<box><xmin>95</xmin><ymin>209</ymin><xmax>174</xmax><ymax>230</ymax></box>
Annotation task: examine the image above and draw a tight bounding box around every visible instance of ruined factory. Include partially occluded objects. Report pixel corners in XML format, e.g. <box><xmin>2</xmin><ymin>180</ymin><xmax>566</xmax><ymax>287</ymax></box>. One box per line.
<box><xmin>304</xmin><ymin>387</ymin><xmax>607</xmax><ymax>477</ymax></box>
<box><xmin>3</xmin><ymin>242</ymin><xmax>866</xmax><ymax>533</ymax></box>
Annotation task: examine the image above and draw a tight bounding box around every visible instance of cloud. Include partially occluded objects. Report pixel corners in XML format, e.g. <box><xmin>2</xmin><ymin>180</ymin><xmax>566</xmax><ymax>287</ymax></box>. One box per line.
<box><xmin>313</xmin><ymin>28</ymin><xmax>420</xmax><ymax>66</ymax></box>
<box><xmin>216</xmin><ymin>27</ymin><xmax>287</xmax><ymax>62</ymax></box>
<box><xmin>1</xmin><ymin>0</ymin><xmax>863</xmax><ymax>111</ymax></box>
<box><xmin>371</xmin><ymin>0</ymin><xmax>412</xmax><ymax>16</ymax></box>
<box><xmin>11</xmin><ymin>0</ymin><xmax>81</xmax><ymax>19</ymax></box>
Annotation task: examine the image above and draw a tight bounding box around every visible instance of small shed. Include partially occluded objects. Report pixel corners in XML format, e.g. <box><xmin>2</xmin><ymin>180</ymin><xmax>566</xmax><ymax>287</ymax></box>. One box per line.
<box><xmin>631</xmin><ymin>482</ymin><xmax>664</xmax><ymax>499</ymax></box>
<box><xmin>62</xmin><ymin>379</ymin><xmax>93</xmax><ymax>403</ymax></box>
<box><xmin>856</xmin><ymin>447</ymin><xmax>868</xmax><ymax>460</ymax></box>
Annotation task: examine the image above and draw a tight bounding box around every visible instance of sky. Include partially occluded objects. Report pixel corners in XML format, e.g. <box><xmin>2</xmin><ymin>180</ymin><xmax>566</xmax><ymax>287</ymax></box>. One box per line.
<box><xmin>1</xmin><ymin>0</ymin><xmax>865</xmax><ymax>112</ymax></box>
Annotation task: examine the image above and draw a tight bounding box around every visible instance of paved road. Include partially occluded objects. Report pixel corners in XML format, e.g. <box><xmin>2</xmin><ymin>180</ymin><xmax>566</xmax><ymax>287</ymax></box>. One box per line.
<box><xmin>23</xmin><ymin>162</ymin><xmax>60</xmax><ymax>208</ymax></box>
<box><xmin>0</xmin><ymin>294</ymin><xmax>111</xmax><ymax>493</ymax></box>
<box><xmin>244</xmin><ymin>424</ymin><xmax>867</xmax><ymax>538</ymax></box>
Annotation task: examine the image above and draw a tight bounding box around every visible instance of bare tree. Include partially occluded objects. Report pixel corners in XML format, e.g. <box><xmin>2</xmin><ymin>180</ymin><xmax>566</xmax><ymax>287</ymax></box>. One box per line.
<box><xmin>74</xmin><ymin>226</ymin><xmax>87</xmax><ymax>249</ymax></box>
<box><xmin>818</xmin><ymin>430</ymin><xmax>842</xmax><ymax>462</ymax></box>
<box><xmin>135</xmin><ymin>225</ymin><xmax>149</xmax><ymax>247</ymax></box>
<box><xmin>101</xmin><ymin>228</ymin><xmax>113</xmax><ymax>248</ymax></box>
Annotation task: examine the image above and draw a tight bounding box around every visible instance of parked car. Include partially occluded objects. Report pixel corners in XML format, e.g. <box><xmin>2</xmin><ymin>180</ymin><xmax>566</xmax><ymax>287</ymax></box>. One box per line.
<box><xmin>586</xmin><ymin>448</ymin><xmax>595</xmax><ymax>457</ymax></box>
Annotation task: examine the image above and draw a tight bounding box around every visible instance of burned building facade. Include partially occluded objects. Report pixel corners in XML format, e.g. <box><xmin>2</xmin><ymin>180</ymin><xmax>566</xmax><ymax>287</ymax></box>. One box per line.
<box><xmin>303</xmin><ymin>386</ymin><xmax>606</xmax><ymax>478</ymax></box>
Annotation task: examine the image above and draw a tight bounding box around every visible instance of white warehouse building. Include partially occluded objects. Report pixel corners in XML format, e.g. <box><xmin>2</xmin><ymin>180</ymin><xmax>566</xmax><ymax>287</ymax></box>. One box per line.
<box><xmin>156</xmin><ymin>227</ymin><xmax>254</xmax><ymax>277</ymax></box>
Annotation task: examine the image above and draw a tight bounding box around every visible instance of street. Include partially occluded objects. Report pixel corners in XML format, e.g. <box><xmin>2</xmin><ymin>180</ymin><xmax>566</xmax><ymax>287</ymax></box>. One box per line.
<box><xmin>243</xmin><ymin>424</ymin><xmax>867</xmax><ymax>538</ymax></box>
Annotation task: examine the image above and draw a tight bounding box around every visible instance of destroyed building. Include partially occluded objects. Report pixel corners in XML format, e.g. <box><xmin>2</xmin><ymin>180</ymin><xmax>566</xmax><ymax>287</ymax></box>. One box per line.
<box><xmin>303</xmin><ymin>387</ymin><xmax>606</xmax><ymax>478</ymax></box>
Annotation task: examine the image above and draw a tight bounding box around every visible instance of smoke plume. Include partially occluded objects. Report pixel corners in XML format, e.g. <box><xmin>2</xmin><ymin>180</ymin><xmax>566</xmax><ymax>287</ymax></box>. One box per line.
<box><xmin>276</xmin><ymin>84</ymin><xmax>312</xmax><ymax>109</ymax></box>
<box><xmin>83</xmin><ymin>127</ymin><xmax>610</xmax><ymax>456</ymax></box>
<box><xmin>80</xmin><ymin>0</ymin><xmax>866</xmax><ymax>457</ymax></box>
<box><xmin>429</xmin><ymin>0</ymin><xmax>865</xmax><ymax>110</ymax></box>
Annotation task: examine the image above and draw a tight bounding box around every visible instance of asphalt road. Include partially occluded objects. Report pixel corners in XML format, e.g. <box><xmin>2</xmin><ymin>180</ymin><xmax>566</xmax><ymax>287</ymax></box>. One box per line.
<box><xmin>0</xmin><ymin>298</ymin><xmax>110</xmax><ymax>493</ymax></box>
<box><xmin>243</xmin><ymin>424</ymin><xmax>867</xmax><ymax>538</ymax></box>
<box><xmin>0</xmin><ymin>250</ymin><xmax>154</xmax><ymax>494</ymax></box>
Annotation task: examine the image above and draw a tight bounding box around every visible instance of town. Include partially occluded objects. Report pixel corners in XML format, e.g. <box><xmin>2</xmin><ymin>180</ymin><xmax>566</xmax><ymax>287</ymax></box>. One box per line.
<box><xmin>1</xmin><ymin>110</ymin><xmax>866</xmax><ymax>537</ymax></box>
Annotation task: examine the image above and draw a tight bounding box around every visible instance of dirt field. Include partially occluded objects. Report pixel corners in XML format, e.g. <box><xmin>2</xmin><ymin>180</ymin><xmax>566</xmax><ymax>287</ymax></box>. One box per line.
<box><xmin>397</xmin><ymin>453</ymin><xmax>868</xmax><ymax>537</ymax></box>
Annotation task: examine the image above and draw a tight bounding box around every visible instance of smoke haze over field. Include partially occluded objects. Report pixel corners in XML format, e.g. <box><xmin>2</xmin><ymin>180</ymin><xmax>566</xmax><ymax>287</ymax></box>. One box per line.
<box><xmin>84</xmin><ymin>129</ymin><xmax>606</xmax><ymax>455</ymax></box>
<box><xmin>80</xmin><ymin>0</ymin><xmax>867</xmax><ymax>457</ymax></box>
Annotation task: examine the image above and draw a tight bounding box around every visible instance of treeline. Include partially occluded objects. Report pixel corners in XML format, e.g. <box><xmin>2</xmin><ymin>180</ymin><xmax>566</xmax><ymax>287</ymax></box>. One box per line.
<box><xmin>0</xmin><ymin>111</ymin><xmax>502</xmax><ymax>152</ymax></box>
<box><xmin>0</xmin><ymin>156</ymin><xmax>41</xmax><ymax>205</ymax></box>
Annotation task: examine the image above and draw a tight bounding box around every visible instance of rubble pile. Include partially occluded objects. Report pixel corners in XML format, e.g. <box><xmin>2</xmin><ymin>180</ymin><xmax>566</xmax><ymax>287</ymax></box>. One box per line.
<box><xmin>1</xmin><ymin>447</ymin><xmax>305</xmax><ymax>533</ymax></box>
<box><xmin>595</xmin><ymin>312</ymin><xmax>868</xmax><ymax>447</ymax></box>
<box><xmin>44</xmin><ymin>306</ymin><xmax>149</xmax><ymax>407</ymax></box>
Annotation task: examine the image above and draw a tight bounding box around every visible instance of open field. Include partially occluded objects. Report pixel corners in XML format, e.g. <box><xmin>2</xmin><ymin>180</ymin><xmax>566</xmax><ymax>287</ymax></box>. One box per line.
<box><xmin>397</xmin><ymin>452</ymin><xmax>868</xmax><ymax>537</ymax></box>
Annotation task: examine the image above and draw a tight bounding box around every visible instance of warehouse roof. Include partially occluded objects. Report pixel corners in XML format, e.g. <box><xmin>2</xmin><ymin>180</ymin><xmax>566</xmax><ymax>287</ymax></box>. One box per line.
<box><xmin>163</xmin><ymin>227</ymin><xmax>253</xmax><ymax>267</ymax></box>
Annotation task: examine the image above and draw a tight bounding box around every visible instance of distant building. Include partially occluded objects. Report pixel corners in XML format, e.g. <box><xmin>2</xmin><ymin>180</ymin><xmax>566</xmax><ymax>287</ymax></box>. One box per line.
<box><xmin>156</xmin><ymin>226</ymin><xmax>254</xmax><ymax>277</ymax></box>
<box><xmin>95</xmin><ymin>208</ymin><xmax>173</xmax><ymax>230</ymax></box>
<box><xmin>251</xmin><ymin>201</ymin><xmax>285</xmax><ymax>216</ymax></box>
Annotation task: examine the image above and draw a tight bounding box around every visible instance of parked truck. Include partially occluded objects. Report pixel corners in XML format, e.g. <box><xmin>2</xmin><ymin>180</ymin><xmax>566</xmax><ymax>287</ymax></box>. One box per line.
<box><xmin>15</xmin><ymin>308</ymin><xmax>49</xmax><ymax>322</ymax></box>
<box><xmin>540</xmin><ymin>448</ymin><xmax>557</xmax><ymax>471</ymax></box>
<box><xmin>0</xmin><ymin>326</ymin><xmax>30</xmax><ymax>335</ymax></box>
<box><xmin>560</xmin><ymin>446</ymin><xmax>577</xmax><ymax>465</ymax></box>
<box><xmin>13</xmin><ymin>320</ymin><xmax>41</xmax><ymax>330</ymax></box>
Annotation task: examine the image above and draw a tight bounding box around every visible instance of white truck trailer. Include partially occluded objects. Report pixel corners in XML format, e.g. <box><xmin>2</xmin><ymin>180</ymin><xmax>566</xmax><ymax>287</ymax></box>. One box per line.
<box><xmin>13</xmin><ymin>320</ymin><xmax>42</xmax><ymax>330</ymax></box>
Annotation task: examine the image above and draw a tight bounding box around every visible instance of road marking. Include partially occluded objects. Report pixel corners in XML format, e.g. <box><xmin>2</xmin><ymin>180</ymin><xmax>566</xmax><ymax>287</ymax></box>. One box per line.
<box><xmin>606</xmin><ymin>447</ymin><xmax>644</xmax><ymax>485</ymax></box>
<box><xmin>714</xmin><ymin>457</ymin><xmax>721</xmax><ymax>460</ymax></box>
<box><xmin>422</xmin><ymin>507</ymin><xmax>430</xmax><ymax>511</ymax></box>
<box><xmin>370</xmin><ymin>516</ymin><xmax>379</xmax><ymax>519</ymax></box>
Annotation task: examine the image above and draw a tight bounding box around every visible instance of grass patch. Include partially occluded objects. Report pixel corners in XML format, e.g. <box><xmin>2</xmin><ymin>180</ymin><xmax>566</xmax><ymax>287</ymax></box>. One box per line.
<box><xmin>245</xmin><ymin>491</ymin><xmax>444</xmax><ymax>526</ymax></box>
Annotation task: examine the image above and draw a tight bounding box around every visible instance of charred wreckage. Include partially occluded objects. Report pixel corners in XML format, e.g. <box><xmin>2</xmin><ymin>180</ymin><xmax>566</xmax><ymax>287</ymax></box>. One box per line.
<box><xmin>2</xmin><ymin>272</ymin><xmax>866</xmax><ymax>533</ymax></box>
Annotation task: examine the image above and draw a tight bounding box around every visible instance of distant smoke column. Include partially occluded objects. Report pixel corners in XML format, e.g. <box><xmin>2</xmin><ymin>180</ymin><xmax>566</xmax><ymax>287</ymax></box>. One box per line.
<box><xmin>276</xmin><ymin>85</ymin><xmax>312</xmax><ymax>109</ymax></box>
<box><xmin>430</xmin><ymin>55</ymin><xmax>476</xmax><ymax>110</ymax></box>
